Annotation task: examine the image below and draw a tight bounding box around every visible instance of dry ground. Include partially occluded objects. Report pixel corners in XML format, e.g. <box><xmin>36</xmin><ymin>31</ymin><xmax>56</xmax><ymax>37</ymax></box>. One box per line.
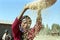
<box><xmin>34</xmin><ymin>35</ymin><xmax>60</xmax><ymax>40</ymax></box>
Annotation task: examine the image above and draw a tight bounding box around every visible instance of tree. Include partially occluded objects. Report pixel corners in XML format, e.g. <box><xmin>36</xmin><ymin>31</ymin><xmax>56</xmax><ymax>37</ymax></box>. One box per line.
<box><xmin>51</xmin><ymin>23</ymin><xmax>60</xmax><ymax>36</ymax></box>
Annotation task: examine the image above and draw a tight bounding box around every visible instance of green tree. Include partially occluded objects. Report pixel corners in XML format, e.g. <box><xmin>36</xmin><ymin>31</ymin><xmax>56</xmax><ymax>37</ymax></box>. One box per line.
<box><xmin>51</xmin><ymin>23</ymin><xmax>60</xmax><ymax>35</ymax></box>
<box><xmin>52</xmin><ymin>24</ymin><xmax>60</xmax><ymax>30</ymax></box>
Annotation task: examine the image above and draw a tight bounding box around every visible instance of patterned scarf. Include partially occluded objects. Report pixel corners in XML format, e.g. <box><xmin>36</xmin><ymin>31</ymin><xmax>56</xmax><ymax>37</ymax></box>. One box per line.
<box><xmin>22</xmin><ymin>31</ymin><xmax>28</xmax><ymax>40</ymax></box>
<box><xmin>19</xmin><ymin>25</ymin><xmax>29</xmax><ymax>40</ymax></box>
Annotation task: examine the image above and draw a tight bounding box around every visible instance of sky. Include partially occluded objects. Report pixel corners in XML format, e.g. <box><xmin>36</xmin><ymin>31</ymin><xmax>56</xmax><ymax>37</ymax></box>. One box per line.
<box><xmin>0</xmin><ymin>0</ymin><xmax>60</xmax><ymax>28</ymax></box>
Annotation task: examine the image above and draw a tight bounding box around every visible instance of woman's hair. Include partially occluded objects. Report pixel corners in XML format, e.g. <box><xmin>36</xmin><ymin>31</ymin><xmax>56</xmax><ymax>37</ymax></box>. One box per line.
<box><xmin>22</xmin><ymin>15</ymin><xmax>31</xmax><ymax>20</ymax></box>
<box><xmin>21</xmin><ymin>15</ymin><xmax>32</xmax><ymax>22</ymax></box>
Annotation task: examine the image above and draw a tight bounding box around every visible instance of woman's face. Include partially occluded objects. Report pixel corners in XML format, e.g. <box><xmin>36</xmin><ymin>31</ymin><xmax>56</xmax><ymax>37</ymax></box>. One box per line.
<box><xmin>21</xmin><ymin>17</ymin><xmax>31</xmax><ymax>31</ymax></box>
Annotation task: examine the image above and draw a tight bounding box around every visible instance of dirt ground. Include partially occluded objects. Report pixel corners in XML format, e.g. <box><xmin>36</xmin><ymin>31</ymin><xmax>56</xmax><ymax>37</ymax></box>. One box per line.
<box><xmin>34</xmin><ymin>35</ymin><xmax>60</xmax><ymax>40</ymax></box>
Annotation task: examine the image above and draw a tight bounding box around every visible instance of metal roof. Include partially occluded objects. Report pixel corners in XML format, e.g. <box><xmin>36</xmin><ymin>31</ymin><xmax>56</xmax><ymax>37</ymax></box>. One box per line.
<box><xmin>0</xmin><ymin>20</ymin><xmax>13</xmax><ymax>24</ymax></box>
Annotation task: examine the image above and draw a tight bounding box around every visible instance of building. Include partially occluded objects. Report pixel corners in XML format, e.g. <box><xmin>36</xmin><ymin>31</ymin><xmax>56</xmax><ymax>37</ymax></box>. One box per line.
<box><xmin>0</xmin><ymin>20</ymin><xmax>13</xmax><ymax>40</ymax></box>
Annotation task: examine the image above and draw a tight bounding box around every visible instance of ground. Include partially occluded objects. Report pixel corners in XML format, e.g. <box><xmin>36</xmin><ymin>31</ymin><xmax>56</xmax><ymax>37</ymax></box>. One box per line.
<box><xmin>34</xmin><ymin>35</ymin><xmax>60</xmax><ymax>40</ymax></box>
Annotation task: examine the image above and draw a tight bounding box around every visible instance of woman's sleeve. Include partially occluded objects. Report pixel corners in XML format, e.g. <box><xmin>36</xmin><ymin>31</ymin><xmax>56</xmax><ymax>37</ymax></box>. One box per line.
<box><xmin>12</xmin><ymin>18</ymin><xmax>21</xmax><ymax>37</ymax></box>
<box><xmin>28</xmin><ymin>20</ymin><xmax>42</xmax><ymax>40</ymax></box>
